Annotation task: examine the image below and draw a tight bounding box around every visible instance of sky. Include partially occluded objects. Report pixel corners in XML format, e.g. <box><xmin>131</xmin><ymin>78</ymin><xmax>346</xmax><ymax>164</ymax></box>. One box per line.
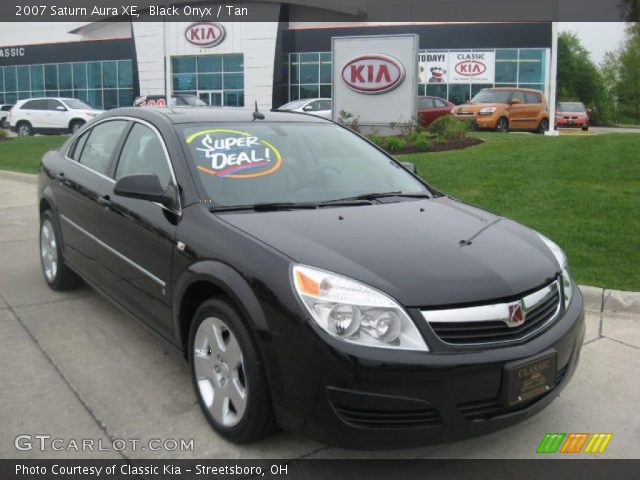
<box><xmin>559</xmin><ymin>22</ymin><xmax>628</xmax><ymax>65</ymax></box>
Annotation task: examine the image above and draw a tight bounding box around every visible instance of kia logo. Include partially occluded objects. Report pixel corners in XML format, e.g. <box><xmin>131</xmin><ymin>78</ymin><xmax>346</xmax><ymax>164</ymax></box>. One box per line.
<box><xmin>185</xmin><ymin>22</ymin><xmax>225</xmax><ymax>48</ymax></box>
<box><xmin>455</xmin><ymin>60</ymin><xmax>487</xmax><ymax>77</ymax></box>
<box><xmin>341</xmin><ymin>54</ymin><xmax>405</xmax><ymax>94</ymax></box>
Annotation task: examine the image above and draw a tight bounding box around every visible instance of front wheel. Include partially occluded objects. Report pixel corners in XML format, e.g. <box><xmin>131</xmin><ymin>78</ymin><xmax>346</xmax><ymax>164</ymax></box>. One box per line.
<box><xmin>69</xmin><ymin>120</ymin><xmax>85</xmax><ymax>134</ymax></box>
<box><xmin>40</xmin><ymin>211</ymin><xmax>81</xmax><ymax>290</ymax></box>
<box><xmin>582</xmin><ymin>126</ymin><xmax>589</xmax><ymax>131</ymax></box>
<box><xmin>16</xmin><ymin>121</ymin><xmax>32</xmax><ymax>137</ymax></box>
<box><xmin>495</xmin><ymin>117</ymin><xmax>509</xmax><ymax>133</ymax></box>
<box><xmin>189</xmin><ymin>298</ymin><xmax>276</xmax><ymax>443</ymax></box>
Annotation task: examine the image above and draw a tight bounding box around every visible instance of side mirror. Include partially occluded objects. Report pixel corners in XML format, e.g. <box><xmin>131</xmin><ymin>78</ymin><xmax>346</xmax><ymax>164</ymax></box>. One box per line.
<box><xmin>510</xmin><ymin>98</ymin><xmax>521</xmax><ymax>105</ymax></box>
<box><xmin>401</xmin><ymin>162</ymin><xmax>417</xmax><ymax>174</ymax></box>
<box><xmin>114</xmin><ymin>174</ymin><xmax>165</xmax><ymax>202</ymax></box>
<box><xmin>587</xmin><ymin>108</ymin><xmax>593</xmax><ymax>114</ymax></box>
<box><xmin>56</xmin><ymin>106</ymin><xmax>66</xmax><ymax>111</ymax></box>
<box><xmin>302</xmin><ymin>105</ymin><xmax>313</xmax><ymax>112</ymax></box>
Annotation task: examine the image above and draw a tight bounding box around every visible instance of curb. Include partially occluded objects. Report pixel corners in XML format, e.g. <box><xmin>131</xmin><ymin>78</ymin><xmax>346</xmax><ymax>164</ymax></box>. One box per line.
<box><xmin>0</xmin><ymin>170</ymin><xmax>37</xmax><ymax>185</ymax></box>
<box><xmin>579</xmin><ymin>285</ymin><xmax>640</xmax><ymax>317</ymax></box>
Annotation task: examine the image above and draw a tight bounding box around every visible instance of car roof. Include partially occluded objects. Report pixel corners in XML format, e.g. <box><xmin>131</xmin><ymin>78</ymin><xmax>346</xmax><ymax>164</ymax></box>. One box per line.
<box><xmin>484</xmin><ymin>87</ymin><xmax>543</xmax><ymax>94</ymax></box>
<box><xmin>103</xmin><ymin>106</ymin><xmax>331</xmax><ymax>124</ymax></box>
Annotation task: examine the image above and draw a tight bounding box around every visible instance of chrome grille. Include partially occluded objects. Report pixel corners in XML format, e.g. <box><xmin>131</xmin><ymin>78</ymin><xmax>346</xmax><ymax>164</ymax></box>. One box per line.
<box><xmin>422</xmin><ymin>279</ymin><xmax>561</xmax><ymax>346</ymax></box>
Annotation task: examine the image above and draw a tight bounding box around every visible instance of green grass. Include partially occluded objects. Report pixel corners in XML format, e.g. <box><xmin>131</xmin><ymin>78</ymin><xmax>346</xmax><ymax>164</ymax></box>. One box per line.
<box><xmin>1</xmin><ymin>132</ymin><xmax>638</xmax><ymax>290</ymax></box>
<box><xmin>0</xmin><ymin>135</ymin><xmax>67</xmax><ymax>174</ymax></box>
<box><xmin>400</xmin><ymin>132</ymin><xmax>640</xmax><ymax>291</ymax></box>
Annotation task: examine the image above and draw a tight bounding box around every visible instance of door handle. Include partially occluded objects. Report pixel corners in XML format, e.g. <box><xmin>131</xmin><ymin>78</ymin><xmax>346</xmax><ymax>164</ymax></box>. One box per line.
<box><xmin>55</xmin><ymin>172</ymin><xmax>65</xmax><ymax>182</ymax></box>
<box><xmin>97</xmin><ymin>195</ymin><xmax>112</xmax><ymax>208</ymax></box>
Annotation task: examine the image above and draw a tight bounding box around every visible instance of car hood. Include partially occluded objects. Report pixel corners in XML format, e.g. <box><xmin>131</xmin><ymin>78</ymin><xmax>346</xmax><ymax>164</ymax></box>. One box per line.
<box><xmin>219</xmin><ymin>197</ymin><xmax>560</xmax><ymax>307</ymax></box>
<box><xmin>557</xmin><ymin>111</ymin><xmax>587</xmax><ymax>117</ymax></box>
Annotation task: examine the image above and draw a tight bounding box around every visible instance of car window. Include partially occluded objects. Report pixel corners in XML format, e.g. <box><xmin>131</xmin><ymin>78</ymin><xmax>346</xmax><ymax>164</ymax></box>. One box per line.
<box><xmin>179</xmin><ymin>122</ymin><xmax>430</xmax><ymax>207</ymax></box>
<box><xmin>524</xmin><ymin>92</ymin><xmax>540</xmax><ymax>104</ymax></box>
<box><xmin>434</xmin><ymin>98</ymin><xmax>447</xmax><ymax>108</ymax></box>
<box><xmin>47</xmin><ymin>99</ymin><xmax>65</xmax><ymax>111</ymax></box>
<box><xmin>78</xmin><ymin>120</ymin><xmax>128</xmax><ymax>176</ymax></box>
<box><xmin>418</xmin><ymin>98</ymin><xmax>435</xmax><ymax>109</ymax></box>
<box><xmin>305</xmin><ymin>101</ymin><xmax>321</xmax><ymax>111</ymax></box>
<box><xmin>69</xmin><ymin>130</ymin><xmax>90</xmax><ymax>160</ymax></box>
<box><xmin>511</xmin><ymin>91</ymin><xmax>526</xmax><ymax>103</ymax></box>
<box><xmin>318</xmin><ymin>100</ymin><xmax>331</xmax><ymax>110</ymax></box>
<box><xmin>1</xmin><ymin>105</ymin><xmax>13</xmax><ymax>112</ymax></box>
<box><xmin>21</xmin><ymin>99</ymin><xmax>48</xmax><ymax>110</ymax></box>
<box><xmin>115</xmin><ymin>123</ymin><xmax>172</xmax><ymax>188</ymax></box>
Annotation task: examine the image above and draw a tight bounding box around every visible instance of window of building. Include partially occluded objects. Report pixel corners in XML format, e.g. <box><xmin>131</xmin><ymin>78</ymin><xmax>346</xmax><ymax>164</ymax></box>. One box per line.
<box><xmin>0</xmin><ymin>60</ymin><xmax>134</xmax><ymax>110</ymax></box>
<box><xmin>171</xmin><ymin>53</ymin><xmax>244</xmax><ymax>107</ymax></box>
<box><xmin>288</xmin><ymin>52</ymin><xmax>332</xmax><ymax>102</ymax></box>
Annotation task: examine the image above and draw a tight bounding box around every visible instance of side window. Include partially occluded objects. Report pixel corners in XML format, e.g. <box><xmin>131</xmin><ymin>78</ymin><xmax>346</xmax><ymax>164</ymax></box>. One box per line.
<box><xmin>318</xmin><ymin>100</ymin><xmax>331</xmax><ymax>110</ymax></box>
<box><xmin>48</xmin><ymin>99</ymin><xmax>65</xmax><ymax>111</ymax></box>
<box><xmin>305</xmin><ymin>100</ymin><xmax>321</xmax><ymax>111</ymax></box>
<box><xmin>511</xmin><ymin>91</ymin><xmax>526</xmax><ymax>104</ymax></box>
<box><xmin>69</xmin><ymin>130</ymin><xmax>90</xmax><ymax>160</ymax></box>
<box><xmin>419</xmin><ymin>98</ymin><xmax>435</xmax><ymax>109</ymax></box>
<box><xmin>78</xmin><ymin>120</ymin><xmax>128</xmax><ymax>175</ymax></box>
<box><xmin>21</xmin><ymin>99</ymin><xmax>47</xmax><ymax>110</ymax></box>
<box><xmin>524</xmin><ymin>92</ymin><xmax>540</xmax><ymax>104</ymax></box>
<box><xmin>434</xmin><ymin>98</ymin><xmax>447</xmax><ymax>108</ymax></box>
<box><xmin>115</xmin><ymin>123</ymin><xmax>172</xmax><ymax>189</ymax></box>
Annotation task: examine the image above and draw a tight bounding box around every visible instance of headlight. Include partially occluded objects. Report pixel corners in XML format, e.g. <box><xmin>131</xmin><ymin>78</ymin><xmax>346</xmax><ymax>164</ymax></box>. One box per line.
<box><xmin>292</xmin><ymin>265</ymin><xmax>428</xmax><ymax>351</ymax></box>
<box><xmin>478</xmin><ymin>107</ymin><xmax>496</xmax><ymax>115</ymax></box>
<box><xmin>536</xmin><ymin>232</ymin><xmax>573</xmax><ymax>308</ymax></box>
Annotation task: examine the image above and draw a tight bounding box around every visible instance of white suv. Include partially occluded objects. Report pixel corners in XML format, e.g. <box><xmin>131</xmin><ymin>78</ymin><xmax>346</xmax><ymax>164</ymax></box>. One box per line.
<box><xmin>9</xmin><ymin>97</ymin><xmax>103</xmax><ymax>136</ymax></box>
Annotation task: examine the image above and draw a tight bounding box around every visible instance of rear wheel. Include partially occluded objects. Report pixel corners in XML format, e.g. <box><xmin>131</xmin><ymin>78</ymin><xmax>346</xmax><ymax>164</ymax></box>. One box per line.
<box><xmin>495</xmin><ymin>117</ymin><xmax>509</xmax><ymax>133</ymax></box>
<box><xmin>69</xmin><ymin>120</ymin><xmax>85</xmax><ymax>134</ymax></box>
<box><xmin>582</xmin><ymin>126</ymin><xmax>589</xmax><ymax>131</ymax></box>
<box><xmin>16</xmin><ymin>121</ymin><xmax>32</xmax><ymax>137</ymax></box>
<box><xmin>537</xmin><ymin>118</ymin><xmax>549</xmax><ymax>134</ymax></box>
<box><xmin>189</xmin><ymin>298</ymin><xmax>276</xmax><ymax>443</ymax></box>
<box><xmin>40</xmin><ymin>211</ymin><xmax>81</xmax><ymax>290</ymax></box>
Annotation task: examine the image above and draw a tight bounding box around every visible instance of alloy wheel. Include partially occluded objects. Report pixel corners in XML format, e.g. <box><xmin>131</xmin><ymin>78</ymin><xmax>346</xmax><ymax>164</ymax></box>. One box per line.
<box><xmin>40</xmin><ymin>219</ymin><xmax>58</xmax><ymax>283</ymax></box>
<box><xmin>496</xmin><ymin>118</ymin><xmax>508</xmax><ymax>132</ymax></box>
<box><xmin>193</xmin><ymin>316</ymin><xmax>248</xmax><ymax>428</ymax></box>
<box><xmin>18</xmin><ymin>124</ymin><xmax>31</xmax><ymax>136</ymax></box>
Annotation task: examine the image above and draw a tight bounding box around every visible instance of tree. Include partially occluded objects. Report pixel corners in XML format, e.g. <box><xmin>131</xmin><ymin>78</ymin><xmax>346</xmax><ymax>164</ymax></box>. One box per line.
<box><xmin>616</xmin><ymin>23</ymin><xmax>640</xmax><ymax>122</ymax></box>
<box><xmin>619</xmin><ymin>0</ymin><xmax>640</xmax><ymax>21</ymax></box>
<box><xmin>557</xmin><ymin>32</ymin><xmax>613</xmax><ymax>124</ymax></box>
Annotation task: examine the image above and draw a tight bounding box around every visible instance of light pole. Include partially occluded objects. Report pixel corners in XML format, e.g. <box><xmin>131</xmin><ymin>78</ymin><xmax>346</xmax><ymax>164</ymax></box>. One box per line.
<box><xmin>545</xmin><ymin>21</ymin><xmax>560</xmax><ymax>136</ymax></box>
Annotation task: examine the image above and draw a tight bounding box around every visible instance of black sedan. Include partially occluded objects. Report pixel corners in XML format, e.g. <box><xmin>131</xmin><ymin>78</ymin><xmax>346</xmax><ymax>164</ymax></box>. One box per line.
<box><xmin>38</xmin><ymin>107</ymin><xmax>585</xmax><ymax>448</ymax></box>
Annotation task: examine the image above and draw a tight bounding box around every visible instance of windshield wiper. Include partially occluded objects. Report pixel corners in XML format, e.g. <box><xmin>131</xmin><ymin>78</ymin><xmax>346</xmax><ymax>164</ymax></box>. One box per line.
<box><xmin>328</xmin><ymin>191</ymin><xmax>431</xmax><ymax>203</ymax></box>
<box><xmin>209</xmin><ymin>202</ymin><xmax>319</xmax><ymax>212</ymax></box>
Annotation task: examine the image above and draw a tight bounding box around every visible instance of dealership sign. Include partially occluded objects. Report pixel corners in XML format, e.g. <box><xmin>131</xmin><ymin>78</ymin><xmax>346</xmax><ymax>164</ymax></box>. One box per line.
<box><xmin>341</xmin><ymin>54</ymin><xmax>405</xmax><ymax>94</ymax></box>
<box><xmin>185</xmin><ymin>22</ymin><xmax>225</xmax><ymax>48</ymax></box>
<box><xmin>419</xmin><ymin>51</ymin><xmax>495</xmax><ymax>84</ymax></box>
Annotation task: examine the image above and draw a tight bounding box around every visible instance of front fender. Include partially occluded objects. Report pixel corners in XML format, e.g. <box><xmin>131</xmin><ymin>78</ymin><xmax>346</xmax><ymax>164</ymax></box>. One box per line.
<box><xmin>172</xmin><ymin>259</ymin><xmax>269</xmax><ymax>344</ymax></box>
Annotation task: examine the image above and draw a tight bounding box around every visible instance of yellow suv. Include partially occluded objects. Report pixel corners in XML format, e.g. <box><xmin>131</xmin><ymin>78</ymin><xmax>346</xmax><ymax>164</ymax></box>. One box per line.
<box><xmin>452</xmin><ymin>87</ymin><xmax>549</xmax><ymax>133</ymax></box>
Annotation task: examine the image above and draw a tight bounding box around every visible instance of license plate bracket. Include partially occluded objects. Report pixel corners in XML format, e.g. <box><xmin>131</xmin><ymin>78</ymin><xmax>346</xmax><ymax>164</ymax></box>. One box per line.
<box><xmin>501</xmin><ymin>351</ymin><xmax>557</xmax><ymax>406</ymax></box>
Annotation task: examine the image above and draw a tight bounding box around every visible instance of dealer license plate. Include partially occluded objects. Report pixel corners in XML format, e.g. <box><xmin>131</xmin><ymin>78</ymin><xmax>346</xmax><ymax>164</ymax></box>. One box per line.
<box><xmin>502</xmin><ymin>351</ymin><xmax>557</xmax><ymax>406</ymax></box>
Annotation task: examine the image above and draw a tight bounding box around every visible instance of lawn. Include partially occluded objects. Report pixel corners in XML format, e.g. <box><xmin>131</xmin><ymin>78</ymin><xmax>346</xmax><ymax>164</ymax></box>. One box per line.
<box><xmin>400</xmin><ymin>132</ymin><xmax>640</xmax><ymax>291</ymax></box>
<box><xmin>0</xmin><ymin>135</ymin><xmax>67</xmax><ymax>174</ymax></box>
<box><xmin>0</xmin><ymin>132</ymin><xmax>638</xmax><ymax>290</ymax></box>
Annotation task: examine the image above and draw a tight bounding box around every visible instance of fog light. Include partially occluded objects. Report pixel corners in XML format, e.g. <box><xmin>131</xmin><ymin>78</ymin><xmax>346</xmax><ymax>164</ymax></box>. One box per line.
<box><xmin>327</xmin><ymin>305</ymin><xmax>361</xmax><ymax>337</ymax></box>
<box><xmin>368</xmin><ymin>311</ymin><xmax>401</xmax><ymax>343</ymax></box>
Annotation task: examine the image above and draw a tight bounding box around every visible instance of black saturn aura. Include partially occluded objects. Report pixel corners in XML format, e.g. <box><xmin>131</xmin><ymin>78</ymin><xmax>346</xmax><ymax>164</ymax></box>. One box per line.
<box><xmin>38</xmin><ymin>107</ymin><xmax>584</xmax><ymax>449</ymax></box>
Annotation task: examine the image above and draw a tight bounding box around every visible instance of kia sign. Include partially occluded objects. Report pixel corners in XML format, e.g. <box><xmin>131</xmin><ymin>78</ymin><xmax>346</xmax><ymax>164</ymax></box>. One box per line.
<box><xmin>185</xmin><ymin>22</ymin><xmax>225</xmax><ymax>48</ymax></box>
<box><xmin>449</xmin><ymin>51</ymin><xmax>495</xmax><ymax>84</ymax></box>
<box><xmin>341</xmin><ymin>54</ymin><xmax>405</xmax><ymax>94</ymax></box>
<box><xmin>333</xmin><ymin>34</ymin><xmax>418</xmax><ymax>133</ymax></box>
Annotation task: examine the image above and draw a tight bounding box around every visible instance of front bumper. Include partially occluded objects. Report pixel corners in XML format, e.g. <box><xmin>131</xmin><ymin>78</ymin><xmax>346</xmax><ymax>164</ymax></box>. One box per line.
<box><xmin>556</xmin><ymin>117</ymin><xmax>588</xmax><ymax>128</ymax></box>
<box><xmin>267</xmin><ymin>284</ymin><xmax>585</xmax><ymax>449</ymax></box>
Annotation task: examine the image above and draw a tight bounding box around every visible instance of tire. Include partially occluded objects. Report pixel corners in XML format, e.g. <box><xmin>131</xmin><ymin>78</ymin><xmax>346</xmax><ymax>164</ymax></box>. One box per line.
<box><xmin>537</xmin><ymin>118</ymin><xmax>549</xmax><ymax>134</ymax></box>
<box><xmin>495</xmin><ymin>117</ymin><xmax>509</xmax><ymax>133</ymax></box>
<box><xmin>69</xmin><ymin>120</ymin><xmax>85</xmax><ymax>134</ymax></box>
<box><xmin>582</xmin><ymin>126</ymin><xmax>589</xmax><ymax>131</ymax></box>
<box><xmin>39</xmin><ymin>211</ymin><xmax>82</xmax><ymax>290</ymax></box>
<box><xmin>189</xmin><ymin>298</ymin><xmax>276</xmax><ymax>443</ymax></box>
<box><xmin>16</xmin><ymin>121</ymin><xmax>32</xmax><ymax>137</ymax></box>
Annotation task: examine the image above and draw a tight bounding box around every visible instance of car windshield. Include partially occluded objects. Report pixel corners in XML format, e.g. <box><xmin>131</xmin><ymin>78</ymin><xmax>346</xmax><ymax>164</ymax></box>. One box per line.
<box><xmin>179</xmin><ymin>122</ymin><xmax>431</xmax><ymax>207</ymax></box>
<box><xmin>175</xmin><ymin>96</ymin><xmax>207</xmax><ymax>106</ymax></box>
<box><xmin>557</xmin><ymin>103</ymin><xmax>586</xmax><ymax>112</ymax></box>
<box><xmin>63</xmin><ymin>99</ymin><xmax>92</xmax><ymax>110</ymax></box>
<box><xmin>469</xmin><ymin>90</ymin><xmax>512</xmax><ymax>104</ymax></box>
<box><xmin>278</xmin><ymin>100</ymin><xmax>308</xmax><ymax>110</ymax></box>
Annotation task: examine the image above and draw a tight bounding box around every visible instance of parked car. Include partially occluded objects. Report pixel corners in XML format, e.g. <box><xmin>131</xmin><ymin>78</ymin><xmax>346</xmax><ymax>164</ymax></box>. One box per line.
<box><xmin>134</xmin><ymin>94</ymin><xmax>207</xmax><ymax>107</ymax></box>
<box><xmin>0</xmin><ymin>104</ymin><xmax>14</xmax><ymax>129</ymax></box>
<box><xmin>9</xmin><ymin>98</ymin><xmax>103</xmax><ymax>136</ymax></box>
<box><xmin>417</xmin><ymin>96</ymin><xmax>454</xmax><ymax>127</ymax></box>
<box><xmin>556</xmin><ymin>102</ymin><xmax>590</xmax><ymax>131</ymax></box>
<box><xmin>277</xmin><ymin>98</ymin><xmax>331</xmax><ymax>119</ymax></box>
<box><xmin>38</xmin><ymin>107</ymin><xmax>584</xmax><ymax>448</ymax></box>
<box><xmin>452</xmin><ymin>88</ymin><xmax>549</xmax><ymax>133</ymax></box>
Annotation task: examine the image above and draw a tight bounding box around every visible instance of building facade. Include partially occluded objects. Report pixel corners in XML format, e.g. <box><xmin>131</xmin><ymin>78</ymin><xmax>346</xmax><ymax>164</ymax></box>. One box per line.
<box><xmin>0</xmin><ymin>17</ymin><xmax>552</xmax><ymax>110</ymax></box>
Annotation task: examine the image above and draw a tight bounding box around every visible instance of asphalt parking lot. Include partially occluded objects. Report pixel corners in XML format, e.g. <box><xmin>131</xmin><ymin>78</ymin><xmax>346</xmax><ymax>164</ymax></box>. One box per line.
<box><xmin>0</xmin><ymin>171</ymin><xmax>639</xmax><ymax>460</ymax></box>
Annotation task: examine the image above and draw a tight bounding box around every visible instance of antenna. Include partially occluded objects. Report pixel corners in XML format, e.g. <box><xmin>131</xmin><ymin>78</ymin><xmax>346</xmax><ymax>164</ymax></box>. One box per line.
<box><xmin>252</xmin><ymin>101</ymin><xmax>265</xmax><ymax>120</ymax></box>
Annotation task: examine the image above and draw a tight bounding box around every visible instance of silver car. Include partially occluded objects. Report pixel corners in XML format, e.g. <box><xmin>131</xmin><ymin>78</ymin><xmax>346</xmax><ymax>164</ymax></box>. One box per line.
<box><xmin>278</xmin><ymin>98</ymin><xmax>332</xmax><ymax>119</ymax></box>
